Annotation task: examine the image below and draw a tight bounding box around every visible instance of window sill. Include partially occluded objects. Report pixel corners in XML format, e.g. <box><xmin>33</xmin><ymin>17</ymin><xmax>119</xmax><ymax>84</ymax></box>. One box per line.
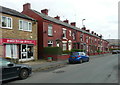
<box><xmin>1</xmin><ymin>27</ymin><xmax>12</xmax><ymax>29</ymax></box>
<box><xmin>19</xmin><ymin>29</ymin><xmax>32</xmax><ymax>32</ymax></box>
<box><xmin>48</xmin><ymin>35</ymin><xmax>53</xmax><ymax>37</ymax></box>
<box><xmin>63</xmin><ymin>37</ymin><xmax>67</xmax><ymax>39</ymax></box>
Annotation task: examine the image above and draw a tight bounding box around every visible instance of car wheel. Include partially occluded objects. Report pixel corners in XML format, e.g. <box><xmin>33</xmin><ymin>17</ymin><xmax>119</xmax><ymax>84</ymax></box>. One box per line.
<box><xmin>86</xmin><ymin>58</ymin><xmax>89</xmax><ymax>62</ymax></box>
<box><xmin>19</xmin><ymin>69</ymin><xmax>29</xmax><ymax>79</ymax></box>
<box><xmin>69</xmin><ymin>61</ymin><xmax>73</xmax><ymax>64</ymax></box>
<box><xmin>79</xmin><ymin>59</ymin><xmax>82</xmax><ymax>64</ymax></box>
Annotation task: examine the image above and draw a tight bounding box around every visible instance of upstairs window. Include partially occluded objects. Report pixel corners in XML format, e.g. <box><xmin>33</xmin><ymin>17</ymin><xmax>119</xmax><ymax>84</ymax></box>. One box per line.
<box><xmin>80</xmin><ymin>34</ymin><xmax>83</xmax><ymax>42</ymax></box>
<box><xmin>86</xmin><ymin>36</ymin><xmax>89</xmax><ymax>43</ymax></box>
<box><xmin>1</xmin><ymin>16</ymin><xmax>12</xmax><ymax>29</ymax></box>
<box><xmin>19</xmin><ymin>20</ymin><xmax>32</xmax><ymax>31</ymax></box>
<box><xmin>72</xmin><ymin>32</ymin><xmax>76</xmax><ymax>40</ymax></box>
<box><xmin>48</xmin><ymin>25</ymin><xmax>53</xmax><ymax>36</ymax></box>
<box><xmin>62</xmin><ymin>28</ymin><xmax>67</xmax><ymax>39</ymax></box>
<box><xmin>69</xmin><ymin>30</ymin><xmax>72</xmax><ymax>36</ymax></box>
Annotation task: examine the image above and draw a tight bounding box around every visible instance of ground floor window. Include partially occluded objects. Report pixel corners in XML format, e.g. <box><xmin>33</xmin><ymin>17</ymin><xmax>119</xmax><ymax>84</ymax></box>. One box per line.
<box><xmin>19</xmin><ymin>44</ymin><xmax>33</xmax><ymax>60</ymax></box>
<box><xmin>48</xmin><ymin>40</ymin><xmax>53</xmax><ymax>47</ymax></box>
<box><xmin>68</xmin><ymin>43</ymin><xmax>72</xmax><ymax>51</ymax></box>
<box><xmin>5</xmin><ymin>44</ymin><xmax>34</xmax><ymax>61</ymax></box>
<box><xmin>63</xmin><ymin>43</ymin><xmax>67</xmax><ymax>51</ymax></box>
<box><xmin>5</xmin><ymin>44</ymin><xmax>18</xmax><ymax>59</ymax></box>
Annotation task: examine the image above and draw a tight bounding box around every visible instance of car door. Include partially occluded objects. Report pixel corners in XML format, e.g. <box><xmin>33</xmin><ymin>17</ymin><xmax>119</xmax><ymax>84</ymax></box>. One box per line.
<box><xmin>80</xmin><ymin>52</ymin><xmax>87</xmax><ymax>61</ymax></box>
<box><xmin>2</xmin><ymin>59</ymin><xmax>20</xmax><ymax>80</ymax></box>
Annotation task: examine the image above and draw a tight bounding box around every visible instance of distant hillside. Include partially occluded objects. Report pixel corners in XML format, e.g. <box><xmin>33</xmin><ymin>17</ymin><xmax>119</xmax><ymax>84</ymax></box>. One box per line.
<box><xmin>106</xmin><ymin>39</ymin><xmax>119</xmax><ymax>44</ymax></box>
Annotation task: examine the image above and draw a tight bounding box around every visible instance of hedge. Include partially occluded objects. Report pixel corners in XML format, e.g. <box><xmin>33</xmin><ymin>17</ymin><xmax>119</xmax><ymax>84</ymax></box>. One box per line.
<box><xmin>62</xmin><ymin>49</ymin><xmax>85</xmax><ymax>54</ymax></box>
<box><xmin>44</xmin><ymin>47</ymin><xmax>62</xmax><ymax>55</ymax></box>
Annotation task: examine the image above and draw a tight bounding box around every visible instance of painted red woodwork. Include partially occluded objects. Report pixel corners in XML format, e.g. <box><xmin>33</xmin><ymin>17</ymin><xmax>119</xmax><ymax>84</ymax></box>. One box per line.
<box><xmin>0</xmin><ymin>38</ymin><xmax>36</xmax><ymax>45</ymax></box>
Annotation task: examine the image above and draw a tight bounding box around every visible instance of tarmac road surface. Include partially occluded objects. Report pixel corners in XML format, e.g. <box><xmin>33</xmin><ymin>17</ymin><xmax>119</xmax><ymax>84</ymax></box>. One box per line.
<box><xmin>4</xmin><ymin>54</ymin><xmax>118</xmax><ymax>83</ymax></box>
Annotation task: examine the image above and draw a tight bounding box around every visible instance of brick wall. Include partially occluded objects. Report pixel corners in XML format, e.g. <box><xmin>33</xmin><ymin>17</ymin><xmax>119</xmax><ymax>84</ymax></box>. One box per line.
<box><xmin>0</xmin><ymin>13</ymin><xmax>38</xmax><ymax>60</ymax></box>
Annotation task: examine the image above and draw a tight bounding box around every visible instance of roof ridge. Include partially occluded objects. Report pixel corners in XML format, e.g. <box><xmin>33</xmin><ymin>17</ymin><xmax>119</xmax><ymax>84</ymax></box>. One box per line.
<box><xmin>0</xmin><ymin>5</ymin><xmax>36</xmax><ymax>21</ymax></box>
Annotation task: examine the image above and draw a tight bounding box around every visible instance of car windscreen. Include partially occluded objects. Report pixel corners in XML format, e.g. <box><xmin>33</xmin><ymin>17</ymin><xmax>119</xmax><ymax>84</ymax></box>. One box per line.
<box><xmin>72</xmin><ymin>52</ymin><xmax>79</xmax><ymax>55</ymax></box>
<box><xmin>0</xmin><ymin>58</ymin><xmax>11</xmax><ymax>66</ymax></box>
<box><xmin>79</xmin><ymin>52</ymin><xmax>86</xmax><ymax>56</ymax></box>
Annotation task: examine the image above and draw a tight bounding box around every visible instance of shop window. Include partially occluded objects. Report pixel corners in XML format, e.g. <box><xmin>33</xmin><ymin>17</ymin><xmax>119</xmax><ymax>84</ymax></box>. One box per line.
<box><xmin>48</xmin><ymin>40</ymin><xmax>53</xmax><ymax>47</ymax></box>
<box><xmin>27</xmin><ymin>45</ymin><xmax>33</xmax><ymax>58</ymax></box>
<box><xmin>5</xmin><ymin>45</ymin><xmax>18</xmax><ymax>59</ymax></box>
<box><xmin>1</xmin><ymin>16</ymin><xmax>12</xmax><ymax>29</ymax></box>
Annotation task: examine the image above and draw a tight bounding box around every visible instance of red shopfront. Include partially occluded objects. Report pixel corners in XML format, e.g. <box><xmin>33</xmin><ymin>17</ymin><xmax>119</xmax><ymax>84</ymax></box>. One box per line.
<box><xmin>0</xmin><ymin>38</ymin><xmax>37</xmax><ymax>61</ymax></box>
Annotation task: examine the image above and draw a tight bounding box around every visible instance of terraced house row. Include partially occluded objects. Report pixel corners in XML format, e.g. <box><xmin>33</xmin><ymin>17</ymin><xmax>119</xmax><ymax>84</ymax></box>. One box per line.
<box><xmin>0</xmin><ymin>3</ymin><xmax>109</xmax><ymax>61</ymax></box>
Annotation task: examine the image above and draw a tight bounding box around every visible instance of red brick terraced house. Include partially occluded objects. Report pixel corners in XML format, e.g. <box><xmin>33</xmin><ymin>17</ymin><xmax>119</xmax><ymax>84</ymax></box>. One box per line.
<box><xmin>22</xmin><ymin>3</ymin><xmax>109</xmax><ymax>59</ymax></box>
<box><xmin>0</xmin><ymin>6</ymin><xmax>38</xmax><ymax>62</ymax></box>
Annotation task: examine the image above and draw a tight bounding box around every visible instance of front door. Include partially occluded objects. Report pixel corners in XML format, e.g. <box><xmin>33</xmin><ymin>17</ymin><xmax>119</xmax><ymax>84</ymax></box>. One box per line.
<box><xmin>21</xmin><ymin>45</ymin><xmax>27</xmax><ymax>60</ymax></box>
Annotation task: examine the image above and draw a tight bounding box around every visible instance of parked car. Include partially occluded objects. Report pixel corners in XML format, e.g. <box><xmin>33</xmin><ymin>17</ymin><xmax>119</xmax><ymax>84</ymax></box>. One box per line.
<box><xmin>68</xmin><ymin>52</ymin><xmax>89</xmax><ymax>64</ymax></box>
<box><xmin>0</xmin><ymin>58</ymin><xmax>32</xmax><ymax>81</ymax></box>
<box><xmin>112</xmin><ymin>50</ymin><xmax>119</xmax><ymax>54</ymax></box>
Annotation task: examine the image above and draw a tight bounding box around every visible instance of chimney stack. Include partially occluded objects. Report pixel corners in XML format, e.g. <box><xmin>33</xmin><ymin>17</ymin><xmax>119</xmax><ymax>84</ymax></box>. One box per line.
<box><xmin>86</xmin><ymin>29</ymin><xmax>90</xmax><ymax>32</ymax></box>
<box><xmin>82</xmin><ymin>27</ymin><xmax>86</xmax><ymax>30</ymax></box>
<box><xmin>70</xmin><ymin>22</ymin><xmax>76</xmax><ymax>26</ymax></box>
<box><xmin>54</xmin><ymin>16</ymin><xmax>60</xmax><ymax>20</ymax></box>
<box><xmin>99</xmin><ymin>35</ymin><xmax>102</xmax><ymax>38</ymax></box>
<box><xmin>63</xmin><ymin>19</ymin><xmax>69</xmax><ymax>23</ymax></box>
<box><xmin>91</xmin><ymin>31</ymin><xmax>94</xmax><ymax>34</ymax></box>
<box><xmin>23</xmin><ymin>3</ymin><xmax>31</xmax><ymax>10</ymax></box>
<box><xmin>41</xmin><ymin>9</ymin><xmax>48</xmax><ymax>15</ymax></box>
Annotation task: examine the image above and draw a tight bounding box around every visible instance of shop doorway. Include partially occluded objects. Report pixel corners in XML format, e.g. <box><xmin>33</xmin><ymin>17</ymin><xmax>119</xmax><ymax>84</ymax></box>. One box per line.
<box><xmin>20</xmin><ymin>44</ymin><xmax>34</xmax><ymax>61</ymax></box>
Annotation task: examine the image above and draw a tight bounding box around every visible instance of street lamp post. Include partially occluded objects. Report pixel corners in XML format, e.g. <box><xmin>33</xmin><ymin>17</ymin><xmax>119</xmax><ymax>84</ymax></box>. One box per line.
<box><xmin>82</xmin><ymin>19</ymin><xmax>86</xmax><ymax>27</ymax></box>
<box><xmin>82</xmin><ymin>19</ymin><xmax>86</xmax><ymax>52</ymax></box>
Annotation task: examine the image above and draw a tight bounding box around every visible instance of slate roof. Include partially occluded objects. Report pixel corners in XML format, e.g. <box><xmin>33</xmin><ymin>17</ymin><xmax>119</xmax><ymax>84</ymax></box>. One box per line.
<box><xmin>0</xmin><ymin>6</ymin><xmax>36</xmax><ymax>21</ymax></box>
<box><xmin>32</xmin><ymin>9</ymin><xmax>101</xmax><ymax>39</ymax></box>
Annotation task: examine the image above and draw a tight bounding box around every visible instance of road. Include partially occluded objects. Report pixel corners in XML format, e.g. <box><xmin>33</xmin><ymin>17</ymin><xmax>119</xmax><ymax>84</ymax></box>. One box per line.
<box><xmin>5</xmin><ymin>54</ymin><xmax>118</xmax><ymax>83</ymax></box>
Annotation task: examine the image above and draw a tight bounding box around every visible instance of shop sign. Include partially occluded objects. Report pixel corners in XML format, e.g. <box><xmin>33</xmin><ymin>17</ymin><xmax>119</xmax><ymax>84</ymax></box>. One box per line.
<box><xmin>0</xmin><ymin>38</ymin><xmax>36</xmax><ymax>45</ymax></box>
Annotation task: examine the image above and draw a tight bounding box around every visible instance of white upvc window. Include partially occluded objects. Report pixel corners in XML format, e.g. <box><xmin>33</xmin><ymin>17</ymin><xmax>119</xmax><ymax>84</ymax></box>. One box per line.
<box><xmin>62</xmin><ymin>28</ymin><xmax>67</xmax><ymax>39</ymax></box>
<box><xmin>48</xmin><ymin>40</ymin><xmax>53</xmax><ymax>47</ymax></box>
<box><xmin>80</xmin><ymin>34</ymin><xmax>83</xmax><ymax>42</ymax></box>
<box><xmin>72</xmin><ymin>32</ymin><xmax>76</xmax><ymax>40</ymax></box>
<box><xmin>69</xmin><ymin>30</ymin><xmax>72</xmax><ymax>36</ymax></box>
<box><xmin>5</xmin><ymin>44</ymin><xmax>18</xmax><ymax>59</ymax></box>
<box><xmin>86</xmin><ymin>36</ymin><xmax>89</xmax><ymax>43</ymax></box>
<box><xmin>63</xmin><ymin>43</ymin><xmax>67</xmax><ymax>51</ymax></box>
<box><xmin>1</xmin><ymin>16</ymin><xmax>12</xmax><ymax>29</ymax></box>
<box><xmin>19</xmin><ymin>20</ymin><xmax>32</xmax><ymax>32</ymax></box>
<box><xmin>48</xmin><ymin>25</ymin><xmax>53</xmax><ymax>36</ymax></box>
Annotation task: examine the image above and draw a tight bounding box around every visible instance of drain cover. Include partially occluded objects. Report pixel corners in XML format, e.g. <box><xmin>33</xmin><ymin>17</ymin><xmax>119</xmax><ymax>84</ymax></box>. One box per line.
<box><xmin>53</xmin><ymin>70</ymin><xmax>65</xmax><ymax>73</ymax></box>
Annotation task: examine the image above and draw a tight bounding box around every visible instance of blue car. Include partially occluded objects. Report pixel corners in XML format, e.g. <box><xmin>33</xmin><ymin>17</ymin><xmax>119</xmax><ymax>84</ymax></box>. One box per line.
<box><xmin>68</xmin><ymin>52</ymin><xmax>89</xmax><ymax>64</ymax></box>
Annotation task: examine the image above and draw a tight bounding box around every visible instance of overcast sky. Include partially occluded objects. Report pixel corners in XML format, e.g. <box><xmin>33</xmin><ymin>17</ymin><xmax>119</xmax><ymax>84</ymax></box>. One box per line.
<box><xmin>0</xmin><ymin>0</ymin><xmax>119</xmax><ymax>39</ymax></box>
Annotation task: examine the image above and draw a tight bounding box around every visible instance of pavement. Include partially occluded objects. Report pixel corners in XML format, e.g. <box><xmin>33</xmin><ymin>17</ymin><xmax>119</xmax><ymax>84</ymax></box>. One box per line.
<box><xmin>22</xmin><ymin>53</ymin><xmax>112</xmax><ymax>72</ymax></box>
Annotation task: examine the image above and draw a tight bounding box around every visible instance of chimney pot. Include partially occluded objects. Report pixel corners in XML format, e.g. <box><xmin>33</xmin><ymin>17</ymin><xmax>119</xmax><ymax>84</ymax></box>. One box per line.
<box><xmin>86</xmin><ymin>29</ymin><xmax>90</xmax><ymax>32</ymax></box>
<box><xmin>41</xmin><ymin>9</ymin><xmax>48</xmax><ymax>15</ymax></box>
<box><xmin>63</xmin><ymin>19</ymin><xmax>69</xmax><ymax>23</ymax></box>
<box><xmin>82</xmin><ymin>27</ymin><xmax>86</xmax><ymax>30</ymax></box>
<box><xmin>23</xmin><ymin>3</ymin><xmax>31</xmax><ymax>10</ymax></box>
<box><xmin>91</xmin><ymin>31</ymin><xmax>94</xmax><ymax>34</ymax></box>
<box><xmin>54</xmin><ymin>16</ymin><xmax>60</xmax><ymax>20</ymax></box>
<box><xmin>70</xmin><ymin>22</ymin><xmax>76</xmax><ymax>26</ymax></box>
